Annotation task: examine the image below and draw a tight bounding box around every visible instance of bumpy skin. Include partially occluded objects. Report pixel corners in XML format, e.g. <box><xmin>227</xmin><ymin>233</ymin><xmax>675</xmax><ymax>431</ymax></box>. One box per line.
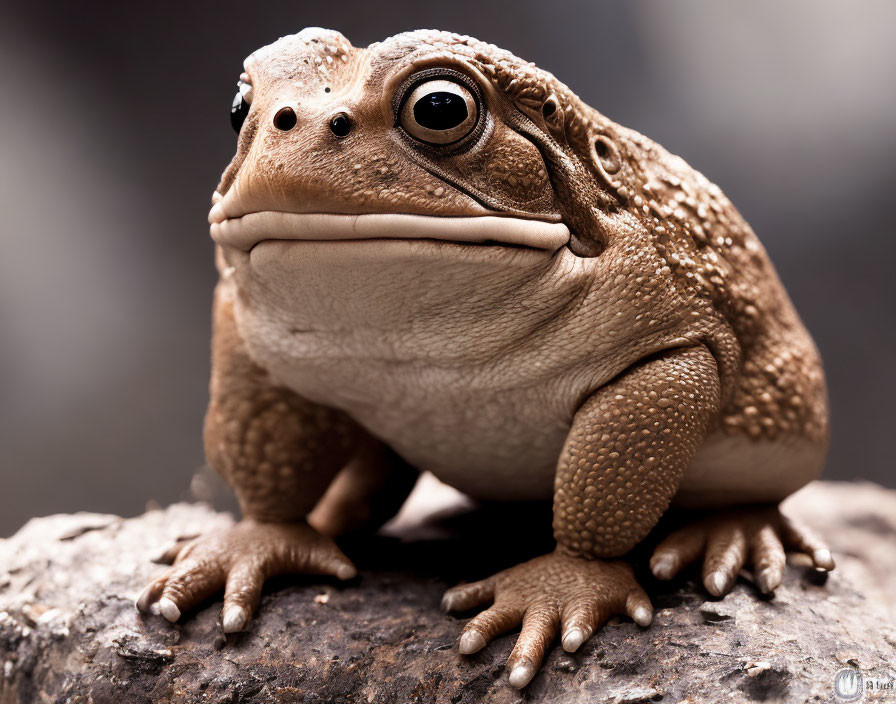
<box><xmin>553</xmin><ymin>346</ymin><xmax>721</xmax><ymax>558</ymax></box>
<box><xmin>137</xmin><ymin>28</ymin><xmax>833</xmax><ymax>688</ymax></box>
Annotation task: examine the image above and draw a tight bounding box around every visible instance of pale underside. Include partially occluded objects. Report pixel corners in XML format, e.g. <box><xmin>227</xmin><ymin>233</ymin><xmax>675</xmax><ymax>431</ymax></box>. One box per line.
<box><xmin>215</xmin><ymin>213</ymin><xmax>823</xmax><ymax>508</ymax></box>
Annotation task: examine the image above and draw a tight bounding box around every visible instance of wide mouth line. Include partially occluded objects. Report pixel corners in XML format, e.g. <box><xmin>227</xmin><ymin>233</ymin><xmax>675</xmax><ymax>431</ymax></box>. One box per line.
<box><xmin>248</xmin><ymin>235</ymin><xmax>549</xmax><ymax>254</ymax></box>
<box><xmin>208</xmin><ymin>211</ymin><xmax>571</xmax><ymax>253</ymax></box>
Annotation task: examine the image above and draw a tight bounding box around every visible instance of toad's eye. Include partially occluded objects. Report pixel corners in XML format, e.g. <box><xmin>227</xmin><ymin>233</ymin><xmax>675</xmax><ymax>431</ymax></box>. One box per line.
<box><xmin>399</xmin><ymin>79</ymin><xmax>478</xmax><ymax>145</ymax></box>
<box><xmin>230</xmin><ymin>77</ymin><xmax>252</xmax><ymax>134</ymax></box>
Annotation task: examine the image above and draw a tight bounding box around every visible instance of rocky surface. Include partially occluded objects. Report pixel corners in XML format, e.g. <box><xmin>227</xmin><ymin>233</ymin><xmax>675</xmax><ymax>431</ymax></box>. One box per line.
<box><xmin>1</xmin><ymin>479</ymin><xmax>894</xmax><ymax>704</ymax></box>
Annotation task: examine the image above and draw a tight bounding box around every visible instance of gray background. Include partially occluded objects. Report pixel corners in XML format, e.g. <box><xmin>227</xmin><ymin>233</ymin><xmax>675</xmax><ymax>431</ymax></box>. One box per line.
<box><xmin>1</xmin><ymin>0</ymin><xmax>894</xmax><ymax>536</ymax></box>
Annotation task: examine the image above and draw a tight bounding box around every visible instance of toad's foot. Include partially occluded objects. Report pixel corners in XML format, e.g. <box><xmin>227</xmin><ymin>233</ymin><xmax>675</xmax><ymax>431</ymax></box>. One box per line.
<box><xmin>650</xmin><ymin>506</ymin><xmax>835</xmax><ymax>597</ymax></box>
<box><xmin>442</xmin><ymin>550</ymin><xmax>653</xmax><ymax>688</ymax></box>
<box><xmin>136</xmin><ymin>519</ymin><xmax>356</xmax><ymax>632</ymax></box>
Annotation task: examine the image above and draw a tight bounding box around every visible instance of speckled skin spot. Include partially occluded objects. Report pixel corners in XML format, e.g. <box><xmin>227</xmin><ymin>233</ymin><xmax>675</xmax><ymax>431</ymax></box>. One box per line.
<box><xmin>138</xmin><ymin>28</ymin><xmax>833</xmax><ymax>687</ymax></box>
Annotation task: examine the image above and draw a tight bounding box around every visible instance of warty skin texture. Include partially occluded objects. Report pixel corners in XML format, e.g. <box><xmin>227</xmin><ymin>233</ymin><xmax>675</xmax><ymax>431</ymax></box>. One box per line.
<box><xmin>137</xmin><ymin>28</ymin><xmax>833</xmax><ymax>688</ymax></box>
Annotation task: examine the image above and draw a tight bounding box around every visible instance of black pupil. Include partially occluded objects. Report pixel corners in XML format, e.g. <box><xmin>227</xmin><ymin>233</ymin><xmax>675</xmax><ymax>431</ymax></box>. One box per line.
<box><xmin>231</xmin><ymin>92</ymin><xmax>249</xmax><ymax>133</ymax></box>
<box><xmin>330</xmin><ymin>114</ymin><xmax>351</xmax><ymax>137</ymax></box>
<box><xmin>413</xmin><ymin>91</ymin><xmax>468</xmax><ymax>131</ymax></box>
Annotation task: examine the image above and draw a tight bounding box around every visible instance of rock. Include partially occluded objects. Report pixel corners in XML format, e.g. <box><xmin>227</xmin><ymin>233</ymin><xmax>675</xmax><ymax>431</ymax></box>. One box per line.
<box><xmin>1</xmin><ymin>479</ymin><xmax>894</xmax><ymax>703</ymax></box>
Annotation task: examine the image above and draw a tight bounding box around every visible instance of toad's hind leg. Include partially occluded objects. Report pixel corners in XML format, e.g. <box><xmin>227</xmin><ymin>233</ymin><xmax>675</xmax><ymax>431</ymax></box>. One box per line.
<box><xmin>656</xmin><ymin>315</ymin><xmax>833</xmax><ymax>596</ymax></box>
<box><xmin>308</xmin><ymin>438</ymin><xmax>419</xmax><ymax>538</ymax></box>
<box><xmin>650</xmin><ymin>506</ymin><xmax>835</xmax><ymax>596</ymax></box>
<box><xmin>662</xmin><ymin>398</ymin><xmax>833</xmax><ymax>595</ymax></box>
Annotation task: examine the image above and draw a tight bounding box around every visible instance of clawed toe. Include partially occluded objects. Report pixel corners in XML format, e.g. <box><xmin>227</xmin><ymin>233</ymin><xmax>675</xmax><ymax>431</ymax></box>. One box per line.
<box><xmin>136</xmin><ymin>520</ymin><xmax>357</xmax><ymax>632</ymax></box>
<box><xmin>442</xmin><ymin>577</ymin><xmax>495</xmax><ymax>613</ymax></box>
<box><xmin>136</xmin><ymin>574</ymin><xmax>169</xmax><ymax>614</ymax></box>
<box><xmin>811</xmin><ymin>548</ymin><xmax>835</xmax><ymax>571</ymax></box>
<box><xmin>222</xmin><ymin>604</ymin><xmax>249</xmax><ymax>633</ymax></box>
<box><xmin>158</xmin><ymin>597</ymin><xmax>182</xmax><ymax>622</ymax></box>
<box><xmin>651</xmin><ymin>507</ymin><xmax>834</xmax><ymax>598</ymax></box>
<box><xmin>445</xmin><ymin>551</ymin><xmax>652</xmax><ymax>688</ymax></box>
<box><xmin>458</xmin><ymin>630</ymin><xmax>487</xmax><ymax>654</ymax></box>
<box><xmin>560</xmin><ymin>625</ymin><xmax>589</xmax><ymax>653</ymax></box>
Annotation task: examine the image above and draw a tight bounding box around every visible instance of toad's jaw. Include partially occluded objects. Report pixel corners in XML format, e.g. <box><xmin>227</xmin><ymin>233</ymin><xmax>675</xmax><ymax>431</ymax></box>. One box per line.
<box><xmin>209</xmin><ymin>211</ymin><xmax>571</xmax><ymax>253</ymax></box>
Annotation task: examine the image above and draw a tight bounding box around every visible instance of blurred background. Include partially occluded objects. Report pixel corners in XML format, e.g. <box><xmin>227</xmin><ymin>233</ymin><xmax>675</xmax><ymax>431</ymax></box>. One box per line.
<box><xmin>1</xmin><ymin>0</ymin><xmax>894</xmax><ymax>536</ymax></box>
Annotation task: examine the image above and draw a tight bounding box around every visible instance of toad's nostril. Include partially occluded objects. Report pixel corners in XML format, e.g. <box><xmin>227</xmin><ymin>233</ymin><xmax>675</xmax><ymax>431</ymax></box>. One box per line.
<box><xmin>329</xmin><ymin>112</ymin><xmax>352</xmax><ymax>137</ymax></box>
<box><xmin>273</xmin><ymin>107</ymin><xmax>297</xmax><ymax>131</ymax></box>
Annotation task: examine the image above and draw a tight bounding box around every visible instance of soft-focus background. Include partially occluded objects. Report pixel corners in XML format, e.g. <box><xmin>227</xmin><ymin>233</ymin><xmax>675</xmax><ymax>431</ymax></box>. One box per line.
<box><xmin>2</xmin><ymin>0</ymin><xmax>894</xmax><ymax>536</ymax></box>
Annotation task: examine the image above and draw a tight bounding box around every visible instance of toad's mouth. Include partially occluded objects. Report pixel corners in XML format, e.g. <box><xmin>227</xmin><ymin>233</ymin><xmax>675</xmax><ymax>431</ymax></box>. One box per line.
<box><xmin>209</xmin><ymin>211</ymin><xmax>571</xmax><ymax>253</ymax></box>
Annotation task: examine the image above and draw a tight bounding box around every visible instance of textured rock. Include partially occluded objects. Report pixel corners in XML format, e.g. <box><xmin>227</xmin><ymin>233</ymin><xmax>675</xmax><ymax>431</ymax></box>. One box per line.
<box><xmin>1</xmin><ymin>479</ymin><xmax>894</xmax><ymax>704</ymax></box>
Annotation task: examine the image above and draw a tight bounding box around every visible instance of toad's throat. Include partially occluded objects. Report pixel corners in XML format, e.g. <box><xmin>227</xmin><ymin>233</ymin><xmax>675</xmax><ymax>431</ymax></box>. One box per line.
<box><xmin>209</xmin><ymin>211</ymin><xmax>571</xmax><ymax>253</ymax></box>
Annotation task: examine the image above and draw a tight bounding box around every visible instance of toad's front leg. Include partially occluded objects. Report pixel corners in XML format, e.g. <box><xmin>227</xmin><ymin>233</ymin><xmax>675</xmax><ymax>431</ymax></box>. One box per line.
<box><xmin>137</xmin><ymin>289</ymin><xmax>379</xmax><ymax>631</ymax></box>
<box><xmin>444</xmin><ymin>345</ymin><xmax>721</xmax><ymax>687</ymax></box>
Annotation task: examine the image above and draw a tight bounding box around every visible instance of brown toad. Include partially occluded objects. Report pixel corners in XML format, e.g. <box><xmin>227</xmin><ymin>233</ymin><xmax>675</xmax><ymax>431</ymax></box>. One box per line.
<box><xmin>138</xmin><ymin>28</ymin><xmax>832</xmax><ymax>688</ymax></box>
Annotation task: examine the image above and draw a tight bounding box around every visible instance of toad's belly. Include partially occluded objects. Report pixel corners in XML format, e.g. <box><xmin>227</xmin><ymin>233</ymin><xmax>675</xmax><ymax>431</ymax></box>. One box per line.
<box><xmin>289</xmin><ymin>357</ymin><xmax>570</xmax><ymax>499</ymax></box>
<box><xmin>236</xmin><ymin>289</ymin><xmax>819</xmax><ymax>507</ymax></box>
<box><xmin>227</xmin><ymin>238</ymin><xmax>610</xmax><ymax>500</ymax></box>
<box><xmin>260</xmin><ymin>347</ymin><xmax>565</xmax><ymax>501</ymax></box>
<box><xmin>231</xmin><ymin>269</ymin><xmax>572</xmax><ymax>500</ymax></box>
<box><xmin>349</xmin><ymin>386</ymin><xmax>564</xmax><ymax>501</ymax></box>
